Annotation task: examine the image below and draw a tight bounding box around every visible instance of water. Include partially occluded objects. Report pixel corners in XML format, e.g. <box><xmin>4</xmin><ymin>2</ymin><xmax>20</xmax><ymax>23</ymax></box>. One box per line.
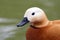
<box><xmin>0</xmin><ymin>18</ymin><xmax>26</xmax><ymax>40</ymax></box>
<box><xmin>0</xmin><ymin>18</ymin><xmax>17</xmax><ymax>23</ymax></box>
<box><xmin>0</xmin><ymin>25</ymin><xmax>17</xmax><ymax>40</ymax></box>
<box><xmin>0</xmin><ymin>18</ymin><xmax>17</xmax><ymax>40</ymax></box>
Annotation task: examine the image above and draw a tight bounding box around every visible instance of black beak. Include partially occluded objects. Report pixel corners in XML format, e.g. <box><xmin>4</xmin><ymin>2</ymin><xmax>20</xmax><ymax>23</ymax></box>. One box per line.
<box><xmin>17</xmin><ymin>17</ymin><xmax>29</xmax><ymax>27</ymax></box>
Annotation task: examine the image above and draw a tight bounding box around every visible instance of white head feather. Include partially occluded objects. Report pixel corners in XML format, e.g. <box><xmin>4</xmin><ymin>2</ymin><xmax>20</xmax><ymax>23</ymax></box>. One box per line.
<box><xmin>24</xmin><ymin>7</ymin><xmax>45</xmax><ymax>22</ymax></box>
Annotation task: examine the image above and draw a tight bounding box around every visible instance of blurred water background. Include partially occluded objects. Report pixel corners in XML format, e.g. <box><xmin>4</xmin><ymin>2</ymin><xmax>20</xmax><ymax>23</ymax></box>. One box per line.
<box><xmin>0</xmin><ymin>0</ymin><xmax>60</xmax><ymax>40</ymax></box>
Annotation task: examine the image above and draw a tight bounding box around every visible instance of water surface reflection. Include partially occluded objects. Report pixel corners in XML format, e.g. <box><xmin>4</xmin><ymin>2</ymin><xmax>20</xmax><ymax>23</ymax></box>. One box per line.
<box><xmin>0</xmin><ymin>18</ymin><xmax>18</xmax><ymax>40</ymax></box>
<box><xmin>0</xmin><ymin>25</ymin><xmax>17</xmax><ymax>40</ymax></box>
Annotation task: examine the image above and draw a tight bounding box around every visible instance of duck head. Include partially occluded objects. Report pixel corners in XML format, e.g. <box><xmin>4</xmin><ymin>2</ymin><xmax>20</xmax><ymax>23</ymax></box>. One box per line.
<box><xmin>17</xmin><ymin>7</ymin><xmax>49</xmax><ymax>28</ymax></box>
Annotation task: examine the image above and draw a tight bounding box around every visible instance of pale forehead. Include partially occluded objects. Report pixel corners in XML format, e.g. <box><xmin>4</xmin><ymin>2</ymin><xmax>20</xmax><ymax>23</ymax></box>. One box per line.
<box><xmin>24</xmin><ymin>7</ymin><xmax>44</xmax><ymax>17</ymax></box>
<box><xmin>25</xmin><ymin>7</ymin><xmax>44</xmax><ymax>13</ymax></box>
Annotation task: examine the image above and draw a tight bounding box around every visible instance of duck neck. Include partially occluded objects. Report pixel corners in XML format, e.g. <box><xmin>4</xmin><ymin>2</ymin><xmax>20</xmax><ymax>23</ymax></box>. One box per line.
<box><xmin>30</xmin><ymin>18</ymin><xmax>49</xmax><ymax>28</ymax></box>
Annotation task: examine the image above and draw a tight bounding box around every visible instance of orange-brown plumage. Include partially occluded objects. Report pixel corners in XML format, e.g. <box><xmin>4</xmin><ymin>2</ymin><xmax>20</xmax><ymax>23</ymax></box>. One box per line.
<box><xmin>26</xmin><ymin>20</ymin><xmax>60</xmax><ymax>40</ymax></box>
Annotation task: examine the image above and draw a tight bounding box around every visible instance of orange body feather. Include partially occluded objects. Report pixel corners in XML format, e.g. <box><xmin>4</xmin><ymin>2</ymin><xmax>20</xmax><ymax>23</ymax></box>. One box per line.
<box><xmin>26</xmin><ymin>20</ymin><xmax>60</xmax><ymax>40</ymax></box>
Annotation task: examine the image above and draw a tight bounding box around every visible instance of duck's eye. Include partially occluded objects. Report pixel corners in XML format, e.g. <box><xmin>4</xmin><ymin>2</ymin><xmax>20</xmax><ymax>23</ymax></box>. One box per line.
<box><xmin>32</xmin><ymin>12</ymin><xmax>35</xmax><ymax>15</ymax></box>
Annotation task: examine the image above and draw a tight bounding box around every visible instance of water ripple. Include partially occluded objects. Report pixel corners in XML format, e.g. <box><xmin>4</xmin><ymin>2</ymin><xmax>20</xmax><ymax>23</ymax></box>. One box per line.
<box><xmin>0</xmin><ymin>25</ymin><xmax>17</xmax><ymax>40</ymax></box>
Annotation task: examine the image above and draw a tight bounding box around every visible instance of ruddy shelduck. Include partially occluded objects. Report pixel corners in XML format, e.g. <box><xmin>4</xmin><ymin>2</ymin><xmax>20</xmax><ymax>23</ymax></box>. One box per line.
<box><xmin>17</xmin><ymin>7</ymin><xmax>60</xmax><ymax>40</ymax></box>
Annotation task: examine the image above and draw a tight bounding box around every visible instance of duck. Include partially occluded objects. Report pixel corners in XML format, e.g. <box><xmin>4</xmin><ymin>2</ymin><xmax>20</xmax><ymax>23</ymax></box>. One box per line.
<box><xmin>17</xmin><ymin>7</ymin><xmax>60</xmax><ymax>40</ymax></box>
